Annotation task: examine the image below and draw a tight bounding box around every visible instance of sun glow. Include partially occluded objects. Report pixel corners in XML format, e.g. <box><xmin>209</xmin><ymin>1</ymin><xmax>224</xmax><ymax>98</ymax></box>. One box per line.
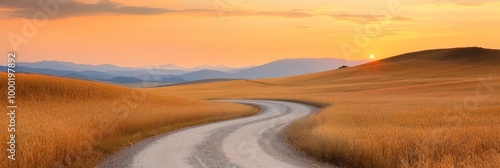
<box><xmin>370</xmin><ymin>54</ymin><xmax>375</xmax><ymax>59</ymax></box>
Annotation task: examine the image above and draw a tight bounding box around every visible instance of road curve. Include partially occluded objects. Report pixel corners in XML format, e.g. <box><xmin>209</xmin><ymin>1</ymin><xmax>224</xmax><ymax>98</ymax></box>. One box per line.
<box><xmin>99</xmin><ymin>100</ymin><xmax>335</xmax><ymax>168</ymax></box>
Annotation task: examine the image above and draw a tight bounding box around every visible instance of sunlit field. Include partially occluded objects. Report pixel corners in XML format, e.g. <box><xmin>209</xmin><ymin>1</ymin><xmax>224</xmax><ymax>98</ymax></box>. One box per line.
<box><xmin>286</xmin><ymin>96</ymin><xmax>500</xmax><ymax>167</ymax></box>
<box><xmin>0</xmin><ymin>74</ymin><xmax>257</xmax><ymax>168</ymax></box>
<box><xmin>152</xmin><ymin>48</ymin><xmax>500</xmax><ymax>167</ymax></box>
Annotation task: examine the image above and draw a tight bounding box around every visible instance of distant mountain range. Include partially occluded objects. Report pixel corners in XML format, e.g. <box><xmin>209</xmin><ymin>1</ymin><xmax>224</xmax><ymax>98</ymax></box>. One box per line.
<box><xmin>174</xmin><ymin>58</ymin><xmax>368</xmax><ymax>81</ymax></box>
<box><xmin>22</xmin><ymin>60</ymin><xmax>244</xmax><ymax>72</ymax></box>
<box><xmin>143</xmin><ymin>64</ymin><xmax>245</xmax><ymax>72</ymax></box>
<box><xmin>19</xmin><ymin>61</ymin><xmax>136</xmax><ymax>72</ymax></box>
<box><xmin>4</xmin><ymin>58</ymin><xmax>368</xmax><ymax>85</ymax></box>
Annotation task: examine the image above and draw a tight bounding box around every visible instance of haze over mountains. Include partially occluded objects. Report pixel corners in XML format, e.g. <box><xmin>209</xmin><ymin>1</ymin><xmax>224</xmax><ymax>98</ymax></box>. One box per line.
<box><xmin>4</xmin><ymin>58</ymin><xmax>368</xmax><ymax>85</ymax></box>
<box><xmin>143</xmin><ymin>64</ymin><xmax>245</xmax><ymax>72</ymax></box>
<box><xmin>158</xmin><ymin>47</ymin><xmax>500</xmax><ymax>98</ymax></box>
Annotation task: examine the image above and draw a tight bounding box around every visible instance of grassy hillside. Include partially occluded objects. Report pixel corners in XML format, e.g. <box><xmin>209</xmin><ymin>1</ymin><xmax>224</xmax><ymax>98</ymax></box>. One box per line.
<box><xmin>0</xmin><ymin>73</ymin><xmax>257</xmax><ymax>168</ymax></box>
<box><xmin>152</xmin><ymin>47</ymin><xmax>500</xmax><ymax>167</ymax></box>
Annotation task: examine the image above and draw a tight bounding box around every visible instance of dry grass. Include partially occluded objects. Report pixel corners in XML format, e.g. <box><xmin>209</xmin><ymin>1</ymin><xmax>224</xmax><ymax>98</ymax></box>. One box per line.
<box><xmin>152</xmin><ymin>47</ymin><xmax>500</xmax><ymax>167</ymax></box>
<box><xmin>286</xmin><ymin>96</ymin><xmax>500</xmax><ymax>168</ymax></box>
<box><xmin>0</xmin><ymin>73</ymin><xmax>257</xmax><ymax>168</ymax></box>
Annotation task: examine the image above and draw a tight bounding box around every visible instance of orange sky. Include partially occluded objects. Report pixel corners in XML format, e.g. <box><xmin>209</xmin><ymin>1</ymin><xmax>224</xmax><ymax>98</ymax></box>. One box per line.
<box><xmin>1</xmin><ymin>0</ymin><xmax>499</xmax><ymax>67</ymax></box>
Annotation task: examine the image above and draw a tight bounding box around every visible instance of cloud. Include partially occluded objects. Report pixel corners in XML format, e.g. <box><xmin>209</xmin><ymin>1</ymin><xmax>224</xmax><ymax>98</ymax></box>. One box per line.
<box><xmin>331</xmin><ymin>13</ymin><xmax>412</xmax><ymax>24</ymax></box>
<box><xmin>291</xmin><ymin>8</ymin><xmax>319</xmax><ymax>12</ymax></box>
<box><xmin>176</xmin><ymin>9</ymin><xmax>312</xmax><ymax>18</ymax></box>
<box><xmin>229</xmin><ymin>11</ymin><xmax>311</xmax><ymax>18</ymax></box>
<box><xmin>0</xmin><ymin>0</ymin><xmax>314</xmax><ymax>19</ymax></box>
<box><xmin>0</xmin><ymin>0</ymin><xmax>171</xmax><ymax>18</ymax></box>
<box><xmin>420</xmin><ymin>0</ymin><xmax>499</xmax><ymax>6</ymax></box>
<box><xmin>454</xmin><ymin>2</ymin><xmax>484</xmax><ymax>6</ymax></box>
<box><xmin>295</xmin><ymin>26</ymin><xmax>311</xmax><ymax>32</ymax></box>
<box><xmin>2</xmin><ymin>1</ymin><xmax>413</xmax><ymax>21</ymax></box>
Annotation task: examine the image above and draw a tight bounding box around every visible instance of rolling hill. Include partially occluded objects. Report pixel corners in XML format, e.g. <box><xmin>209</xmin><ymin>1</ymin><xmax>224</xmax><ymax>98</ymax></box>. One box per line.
<box><xmin>144</xmin><ymin>64</ymin><xmax>244</xmax><ymax>72</ymax></box>
<box><xmin>151</xmin><ymin>47</ymin><xmax>500</xmax><ymax>167</ymax></box>
<box><xmin>19</xmin><ymin>60</ymin><xmax>137</xmax><ymax>72</ymax></box>
<box><xmin>178</xmin><ymin>70</ymin><xmax>232</xmax><ymax>81</ymax></box>
<box><xmin>154</xmin><ymin>47</ymin><xmax>500</xmax><ymax>97</ymax></box>
<box><xmin>0</xmin><ymin>65</ymin><xmax>115</xmax><ymax>80</ymax></box>
<box><xmin>0</xmin><ymin>73</ymin><xmax>256</xmax><ymax>167</ymax></box>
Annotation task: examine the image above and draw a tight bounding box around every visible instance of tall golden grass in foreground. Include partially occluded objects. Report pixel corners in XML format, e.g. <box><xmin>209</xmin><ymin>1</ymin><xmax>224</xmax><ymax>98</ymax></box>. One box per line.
<box><xmin>286</xmin><ymin>95</ymin><xmax>500</xmax><ymax>167</ymax></box>
<box><xmin>153</xmin><ymin>47</ymin><xmax>500</xmax><ymax>167</ymax></box>
<box><xmin>0</xmin><ymin>73</ymin><xmax>257</xmax><ymax>168</ymax></box>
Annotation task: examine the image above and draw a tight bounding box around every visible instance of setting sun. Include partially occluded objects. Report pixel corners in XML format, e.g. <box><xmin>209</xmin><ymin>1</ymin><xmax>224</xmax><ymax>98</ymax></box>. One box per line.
<box><xmin>370</xmin><ymin>54</ymin><xmax>375</xmax><ymax>59</ymax></box>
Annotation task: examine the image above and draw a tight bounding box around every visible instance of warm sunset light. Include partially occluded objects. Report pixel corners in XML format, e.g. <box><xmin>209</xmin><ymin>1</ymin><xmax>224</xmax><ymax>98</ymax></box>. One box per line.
<box><xmin>1</xmin><ymin>1</ymin><xmax>500</xmax><ymax>168</ymax></box>
<box><xmin>1</xmin><ymin>0</ymin><xmax>500</xmax><ymax>67</ymax></box>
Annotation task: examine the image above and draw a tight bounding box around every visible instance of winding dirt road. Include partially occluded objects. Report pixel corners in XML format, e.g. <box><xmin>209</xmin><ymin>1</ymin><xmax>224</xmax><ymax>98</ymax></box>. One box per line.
<box><xmin>99</xmin><ymin>100</ymin><xmax>335</xmax><ymax>168</ymax></box>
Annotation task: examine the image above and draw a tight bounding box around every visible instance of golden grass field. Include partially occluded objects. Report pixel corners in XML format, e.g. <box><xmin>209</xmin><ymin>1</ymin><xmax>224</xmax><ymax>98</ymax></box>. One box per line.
<box><xmin>151</xmin><ymin>47</ymin><xmax>500</xmax><ymax>167</ymax></box>
<box><xmin>0</xmin><ymin>74</ymin><xmax>258</xmax><ymax>167</ymax></box>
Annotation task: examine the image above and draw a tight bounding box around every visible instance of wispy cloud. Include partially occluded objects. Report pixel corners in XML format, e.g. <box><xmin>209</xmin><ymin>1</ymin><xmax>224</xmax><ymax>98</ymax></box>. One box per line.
<box><xmin>331</xmin><ymin>13</ymin><xmax>412</xmax><ymax>24</ymax></box>
<box><xmin>291</xmin><ymin>8</ymin><xmax>319</xmax><ymax>12</ymax></box>
<box><xmin>0</xmin><ymin>0</ymin><xmax>171</xmax><ymax>18</ymax></box>
<box><xmin>421</xmin><ymin>0</ymin><xmax>499</xmax><ymax>6</ymax></box>
<box><xmin>229</xmin><ymin>11</ymin><xmax>311</xmax><ymax>18</ymax></box>
<box><xmin>295</xmin><ymin>26</ymin><xmax>312</xmax><ymax>32</ymax></box>
<box><xmin>175</xmin><ymin>9</ymin><xmax>312</xmax><ymax>18</ymax></box>
<box><xmin>1</xmin><ymin>1</ymin><xmax>417</xmax><ymax>21</ymax></box>
<box><xmin>0</xmin><ymin>0</ymin><xmax>313</xmax><ymax>19</ymax></box>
